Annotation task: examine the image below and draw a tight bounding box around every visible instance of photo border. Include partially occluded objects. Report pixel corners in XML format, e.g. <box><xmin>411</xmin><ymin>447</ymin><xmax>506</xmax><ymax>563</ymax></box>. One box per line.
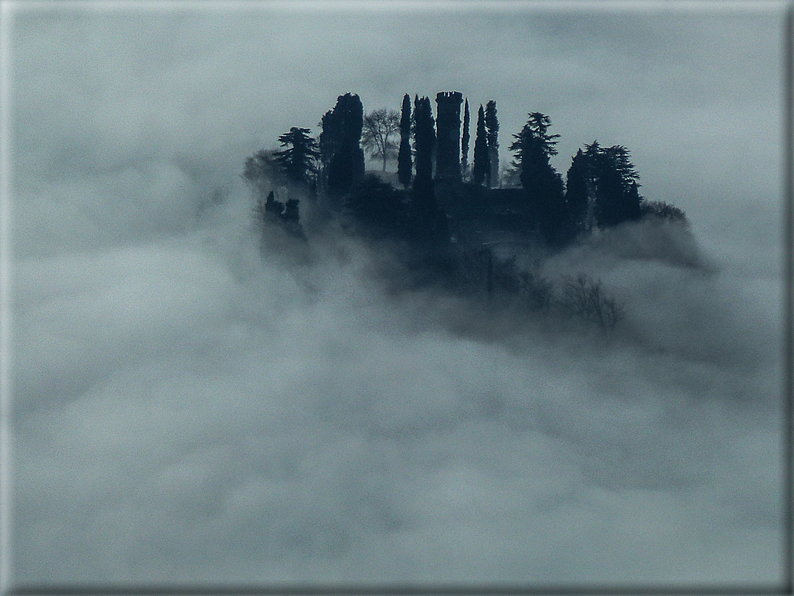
<box><xmin>2</xmin><ymin>1</ymin><xmax>791</xmax><ymax>594</ymax></box>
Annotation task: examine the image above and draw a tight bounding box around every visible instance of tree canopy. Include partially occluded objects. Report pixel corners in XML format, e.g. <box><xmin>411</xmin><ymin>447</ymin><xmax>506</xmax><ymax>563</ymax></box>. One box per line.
<box><xmin>271</xmin><ymin>127</ymin><xmax>319</xmax><ymax>187</ymax></box>
<box><xmin>577</xmin><ymin>142</ymin><xmax>643</xmax><ymax>228</ymax></box>
<box><xmin>320</xmin><ymin>93</ymin><xmax>366</xmax><ymax>197</ymax></box>
<box><xmin>247</xmin><ymin>90</ymin><xmax>686</xmax><ymax>256</ymax></box>
<box><xmin>510</xmin><ymin>112</ymin><xmax>566</xmax><ymax>243</ymax></box>
<box><xmin>362</xmin><ymin>108</ymin><xmax>400</xmax><ymax>172</ymax></box>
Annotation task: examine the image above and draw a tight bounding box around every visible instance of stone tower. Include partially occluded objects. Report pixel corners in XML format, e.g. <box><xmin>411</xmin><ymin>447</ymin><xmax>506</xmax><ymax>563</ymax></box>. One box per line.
<box><xmin>435</xmin><ymin>91</ymin><xmax>463</xmax><ymax>182</ymax></box>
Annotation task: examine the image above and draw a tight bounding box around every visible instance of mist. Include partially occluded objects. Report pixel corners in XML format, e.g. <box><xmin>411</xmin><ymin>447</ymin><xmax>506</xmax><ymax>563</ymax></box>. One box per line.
<box><xmin>12</xmin><ymin>168</ymin><xmax>784</xmax><ymax>583</ymax></box>
<box><xmin>9</xmin><ymin>2</ymin><xmax>786</xmax><ymax>587</ymax></box>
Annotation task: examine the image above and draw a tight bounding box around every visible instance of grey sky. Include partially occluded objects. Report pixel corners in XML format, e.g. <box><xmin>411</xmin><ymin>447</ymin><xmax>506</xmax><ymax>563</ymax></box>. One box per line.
<box><xmin>13</xmin><ymin>3</ymin><xmax>786</xmax><ymax>268</ymax></box>
<box><xmin>7</xmin><ymin>0</ymin><xmax>789</xmax><ymax>586</ymax></box>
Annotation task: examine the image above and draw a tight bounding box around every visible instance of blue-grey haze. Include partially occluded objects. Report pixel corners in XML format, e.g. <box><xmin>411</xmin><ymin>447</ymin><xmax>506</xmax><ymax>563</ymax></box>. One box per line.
<box><xmin>7</xmin><ymin>1</ymin><xmax>787</xmax><ymax>584</ymax></box>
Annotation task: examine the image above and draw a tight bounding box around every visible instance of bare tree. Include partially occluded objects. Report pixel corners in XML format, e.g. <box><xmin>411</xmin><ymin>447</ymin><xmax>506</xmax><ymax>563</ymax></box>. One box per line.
<box><xmin>362</xmin><ymin>108</ymin><xmax>400</xmax><ymax>171</ymax></box>
<box><xmin>559</xmin><ymin>274</ymin><xmax>622</xmax><ymax>331</ymax></box>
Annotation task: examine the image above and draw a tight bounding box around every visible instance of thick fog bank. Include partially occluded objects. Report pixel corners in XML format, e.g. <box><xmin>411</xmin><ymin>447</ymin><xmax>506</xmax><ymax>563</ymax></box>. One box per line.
<box><xmin>9</xmin><ymin>3</ymin><xmax>786</xmax><ymax>585</ymax></box>
<box><xmin>12</xmin><ymin>184</ymin><xmax>783</xmax><ymax>584</ymax></box>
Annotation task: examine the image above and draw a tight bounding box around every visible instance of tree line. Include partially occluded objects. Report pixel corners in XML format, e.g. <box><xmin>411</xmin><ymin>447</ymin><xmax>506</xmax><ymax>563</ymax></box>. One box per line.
<box><xmin>243</xmin><ymin>91</ymin><xmax>686</xmax><ymax>245</ymax></box>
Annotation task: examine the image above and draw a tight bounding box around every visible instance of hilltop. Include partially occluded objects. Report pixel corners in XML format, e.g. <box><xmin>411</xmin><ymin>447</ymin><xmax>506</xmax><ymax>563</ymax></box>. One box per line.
<box><xmin>242</xmin><ymin>91</ymin><xmax>700</xmax><ymax>331</ymax></box>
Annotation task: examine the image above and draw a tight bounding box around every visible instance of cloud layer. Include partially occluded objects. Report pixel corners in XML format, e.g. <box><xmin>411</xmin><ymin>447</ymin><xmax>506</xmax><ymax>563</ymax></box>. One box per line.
<box><xmin>9</xmin><ymin>3</ymin><xmax>787</xmax><ymax>586</ymax></box>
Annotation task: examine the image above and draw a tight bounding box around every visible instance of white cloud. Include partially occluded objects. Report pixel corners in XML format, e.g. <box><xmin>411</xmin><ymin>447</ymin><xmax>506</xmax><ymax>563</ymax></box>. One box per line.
<box><xmin>8</xmin><ymin>2</ymin><xmax>786</xmax><ymax>586</ymax></box>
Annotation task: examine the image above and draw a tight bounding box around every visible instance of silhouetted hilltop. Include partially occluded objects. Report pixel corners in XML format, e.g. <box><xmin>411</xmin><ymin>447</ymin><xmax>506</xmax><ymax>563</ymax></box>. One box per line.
<box><xmin>242</xmin><ymin>91</ymin><xmax>700</xmax><ymax>331</ymax></box>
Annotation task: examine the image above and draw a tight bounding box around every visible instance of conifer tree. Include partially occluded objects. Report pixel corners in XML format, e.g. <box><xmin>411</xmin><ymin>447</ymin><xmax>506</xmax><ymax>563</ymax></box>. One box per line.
<box><xmin>473</xmin><ymin>105</ymin><xmax>490</xmax><ymax>186</ymax></box>
<box><xmin>272</xmin><ymin>127</ymin><xmax>319</xmax><ymax>187</ymax></box>
<box><xmin>461</xmin><ymin>98</ymin><xmax>470</xmax><ymax>180</ymax></box>
<box><xmin>413</xmin><ymin>96</ymin><xmax>435</xmax><ymax>182</ymax></box>
<box><xmin>510</xmin><ymin>112</ymin><xmax>565</xmax><ymax>243</ymax></box>
<box><xmin>322</xmin><ymin>93</ymin><xmax>366</xmax><ymax>197</ymax></box>
<box><xmin>485</xmin><ymin>100</ymin><xmax>499</xmax><ymax>187</ymax></box>
<box><xmin>410</xmin><ymin>96</ymin><xmax>445</xmax><ymax>243</ymax></box>
<box><xmin>398</xmin><ymin>93</ymin><xmax>413</xmax><ymax>188</ymax></box>
<box><xmin>586</xmin><ymin>143</ymin><xmax>642</xmax><ymax>227</ymax></box>
<box><xmin>564</xmin><ymin>148</ymin><xmax>592</xmax><ymax>236</ymax></box>
<box><xmin>318</xmin><ymin>110</ymin><xmax>338</xmax><ymax>194</ymax></box>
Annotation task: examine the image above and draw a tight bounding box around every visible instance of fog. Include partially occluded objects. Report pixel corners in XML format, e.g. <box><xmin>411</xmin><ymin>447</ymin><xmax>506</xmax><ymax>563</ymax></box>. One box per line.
<box><xmin>7</xmin><ymin>1</ymin><xmax>787</xmax><ymax>586</ymax></box>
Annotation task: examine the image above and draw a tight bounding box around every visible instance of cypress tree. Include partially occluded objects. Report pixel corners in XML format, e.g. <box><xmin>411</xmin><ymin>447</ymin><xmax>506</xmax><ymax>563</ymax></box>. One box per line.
<box><xmin>485</xmin><ymin>100</ymin><xmax>499</xmax><ymax>187</ymax></box>
<box><xmin>398</xmin><ymin>93</ymin><xmax>413</xmax><ymax>188</ymax></box>
<box><xmin>413</xmin><ymin>96</ymin><xmax>435</xmax><ymax>182</ymax></box>
<box><xmin>318</xmin><ymin>109</ymin><xmax>338</xmax><ymax>195</ymax></box>
<box><xmin>410</xmin><ymin>96</ymin><xmax>444</xmax><ymax>243</ymax></box>
<box><xmin>461</xmin><ymin>98</ymin><xmax>470</xmax><ymax>181</ymax></box>
<box><xmin>473</xmin><ymin>105</ymin><xmax>490</xmax><ymax>186</ymax></box>
<box><xmin>324</xmin><ymin>93</ymin><xmax>366</xmax><ymax>197</ymax></box>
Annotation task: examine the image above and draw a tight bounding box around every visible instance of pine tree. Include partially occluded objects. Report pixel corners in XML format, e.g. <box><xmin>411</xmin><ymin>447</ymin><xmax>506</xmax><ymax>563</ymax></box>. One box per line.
<box><xmin>271</xmin><ymin>127</ymin><xmax>319</xmax><ymax>187</ymax></box>
<box><xmin>485</xmin><ymin>100</ymin><xmax>499</xmax><ymax>187</ymax></box>
<box><xmin>461</xmin><ymin>98</ymin><xmax>470</xmax><ymax>181</ymax></box>
<box><xmin>509</xmin><ymin>112</ymin><xmax>560</xmax><ymax>174</ymax></box>
<box><xmin>473</xmin><ymin>105</ymin><xmax>490</xmax><ymax>186</ymax></box>
<box><xmin>510</xmin><ymin>112</ymin><xmax>565</xmax><ymax>243</ymax></box>
<box><xmin>587</xmin><ymin>143</ymin><xmax>642</xmax><ymax>227</ymax></box>
<box><xmin>398</xmin><ymin>93</ymin><xmax>413</xmax><ymax>188</ymax></box>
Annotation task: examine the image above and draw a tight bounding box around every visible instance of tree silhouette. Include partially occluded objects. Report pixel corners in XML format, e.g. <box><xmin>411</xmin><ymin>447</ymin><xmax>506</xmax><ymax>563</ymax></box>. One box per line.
<box><xmin>319</xmin><ymin>109</ymin><xmax>339</xmax><ymax>191</ymax></box>
<box><xmin>510</xmin><ymin>112</ymin><xmax>560</xmax><ymax>175</ymax></box>
<box><xmin>485</xmin><ymin>100</ymin><xmax>499</xmax><ymax>187</ymax></box>
<box><xmin>251</xmin><ymin>189</ymin><xmax>303</xmax><ymax>238</ymax></box>
<box><xmin>247</xmin><ymin>90</ymin><xmax>676</xmax><ymax>256</ymax></box>
<box><xmin>473</xmin><ymin>105</ymin><xmax>490</xmax><ymax>186</ymax></box>
<box><xmin>408</xmin><ymin>96</ymin><xmax>447</xmax><ymax>244</ymax></box>
<box><xmin>272</xmin><ymin>127</ymin><xmax>319</xmax><ymax>187</ymax></box>
<box><xmin>586</xmin><ymin>143</ymin><xmax>642</xmax><ymax>227</ymax></box>
<box><xmin>321</xmin><ymin>93</ymin><xmax>366</xmax><ymax>197</ymax></box>
<box><xmin>398</xmin><ymin>94</ymin><xmax>413</xmax><ymax>188</ymax></box>
<box><xmin>564</xmin><ymin>148</ymin><xmax>592</xmax><ymax>236</ymax></box>
<box><xmin>461</xmin><ymin>98</ymin><xmax>471</xmax><ymax>181</ymax></box>
<box><xmin>362</xmin><ymin>108</ymin><xmax>400</xmax><ymax>171</ymax></box>
<box><xmin>412</xmin><ymin>95</ymin><xmax>435</xmax><ymax>182</ymax></box>
<box><xmin>510</xmin><ymin>112</ymin><xmax>565</xmax><ymax>243</ymax></box>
